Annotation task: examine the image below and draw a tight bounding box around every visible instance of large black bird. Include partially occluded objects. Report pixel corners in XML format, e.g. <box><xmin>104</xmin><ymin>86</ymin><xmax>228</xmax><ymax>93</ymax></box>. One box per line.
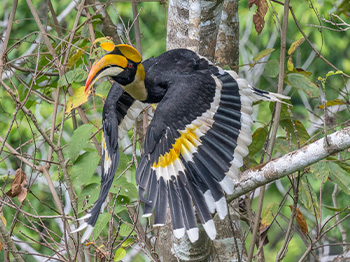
<box><xmin>72</xmin><ymin>44</ymin><xmax>289</xmax><ymax>242</ymax></box>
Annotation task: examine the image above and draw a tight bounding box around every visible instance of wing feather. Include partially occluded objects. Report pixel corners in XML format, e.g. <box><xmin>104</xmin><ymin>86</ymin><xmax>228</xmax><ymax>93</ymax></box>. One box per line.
<box><xmin>74</xmin><ymin>83</ymin><xmax>146</xmax><ymax>242</ymax></box>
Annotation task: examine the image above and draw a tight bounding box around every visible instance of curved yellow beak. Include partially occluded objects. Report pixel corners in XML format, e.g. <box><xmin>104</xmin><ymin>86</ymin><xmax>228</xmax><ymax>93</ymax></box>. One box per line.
<box><xmin>85</xmin><ymin>54</ymin><xmax>128</xmax><ymax>94</ymax></box>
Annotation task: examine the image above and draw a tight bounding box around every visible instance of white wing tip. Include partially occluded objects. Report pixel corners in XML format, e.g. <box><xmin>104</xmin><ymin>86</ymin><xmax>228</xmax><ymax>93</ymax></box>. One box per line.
<box><xmin>77</xmin><ymin>213</ymin><xmax>92</xmax><ymax>221</ymax></box>
<box><xmin>173</xmin><ymin>228</ymin><xmax>185</xmax><ymax>239</ymax></box>
<box><xmin>219</xmin><ymin>176</ymin><xmax>234</xmax><ymax>195</ymax></box>
<box><xmin>203</xmin><ymin>220</ymin><xmax>216</xmax><ymax>240</ymax></box>
<box><xmin>216</xmin><ymin>197</ymin><xmax>228</xmax><ymax>220</ymax></box>
<box><xmin>204</xmin><ymin>190</ymin><xmax>216</xmax><ymax>214</ymax></box>
<box><xmin>71</xmin><ymin>222</ymin><xmax>88</xmax><ymax>234</ymax></box>
<box><xmin>81</xmin><ymin>225</ymin><xmax>94</xmax><ymax>243</ymax></box>
<box><xmin>187</xmin><ymin>228</ymin><xmax>199</xmax><ymax>243</ymax></box>
<box><xmin>153</xmin><ymin>223</ymin><xmax>165</xmax><ymax>227</ymax></box>
<box><xmin>142</xmin><ymin>213</ymin><xmax>152</xmax><ymax>218</ymax></box>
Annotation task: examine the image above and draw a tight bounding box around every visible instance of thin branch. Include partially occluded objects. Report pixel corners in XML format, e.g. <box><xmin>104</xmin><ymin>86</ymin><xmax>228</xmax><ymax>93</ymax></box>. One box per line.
<box><xmin>0</xmin><ymin>201</ymin><xmax>74</xmax><ymax>220</ymax></box>
<box><xmin>288</xmin><ymin>6</ymin><xmax>350</xmax><ymax>78</ymax></box>
<box><xmin>25</xmin><ymin>0</ymin><xmax>63</xmax><ymax>75</ymax></box>
<box><xmin>47</xmin><ymin>0</ymin><xmax>63</xmax><ymax>37</ymax></box>
<box><xmin>307</xmin><ymin>13</ymin><xmax>350</xmax><ymax>32</ymax></box>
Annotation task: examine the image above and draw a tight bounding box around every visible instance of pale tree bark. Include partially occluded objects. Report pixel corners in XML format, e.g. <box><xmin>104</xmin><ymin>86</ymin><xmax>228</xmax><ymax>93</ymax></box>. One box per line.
<box><xmin>167</xmin><ymin>0</ymin><xmax>239</xmax><ymax>68</ymax></box>
<box><xmin>161</xmin><ymin>1</ymin><xmax>244</xmax><ymax>261</ymax></box>
<box><xmin>215</xmin><ymin>0</ymin><xmax>239</xmax><ymax>68</ymax></box>
<box><xmin>198</xmin><ymin>0</ymin><xmax>224</xmax><ymax>60</ymax></box>
<box><xmin>167</xmin><ymin>0</ymin><xmax>190</xmax><ymax>50</ymax></box>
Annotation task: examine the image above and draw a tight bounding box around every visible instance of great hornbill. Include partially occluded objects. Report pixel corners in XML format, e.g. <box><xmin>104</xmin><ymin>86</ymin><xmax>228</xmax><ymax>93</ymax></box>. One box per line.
<box><xmin>72</xmin><ymin>44</ymin><xmax>289</xmax><ymax>243</ymax></box>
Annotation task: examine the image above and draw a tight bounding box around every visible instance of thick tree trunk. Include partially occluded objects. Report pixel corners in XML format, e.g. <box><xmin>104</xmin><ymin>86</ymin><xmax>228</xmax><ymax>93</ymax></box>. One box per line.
<box><xmin>160</xmin><ymin>1</ymin><xmax>245</xmax><ymax>261</ymax></box>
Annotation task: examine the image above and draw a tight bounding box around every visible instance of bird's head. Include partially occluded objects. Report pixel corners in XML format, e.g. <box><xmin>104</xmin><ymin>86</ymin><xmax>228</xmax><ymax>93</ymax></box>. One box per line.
<box><xmin>85</xmin><ymin>44</ymin><xmax>147</xmax><ymax>101</ymax></box>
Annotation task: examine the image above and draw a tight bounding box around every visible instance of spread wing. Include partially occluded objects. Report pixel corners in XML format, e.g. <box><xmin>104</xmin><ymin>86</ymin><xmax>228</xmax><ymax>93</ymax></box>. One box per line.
<box><xmin>72</xmin><ymin>83</ymin><xmax>147</xmax><ymax>242</ymax></box>
<box><xmin>136</xmin><ymin>66</ymin><xmax>255</xmax><ymax>242</ymax></box>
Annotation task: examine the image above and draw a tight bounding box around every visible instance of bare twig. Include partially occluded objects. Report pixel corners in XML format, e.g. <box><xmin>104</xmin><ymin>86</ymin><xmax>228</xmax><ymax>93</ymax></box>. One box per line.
<box><xmin>307</xmin><ymin>13</ymin><xmax>350</xmax><ymax>32</ymax></box>
<box><xmin>47</xmin><ymin>0</ymin><xmax>63</xmax><ymax>37</ymax></box>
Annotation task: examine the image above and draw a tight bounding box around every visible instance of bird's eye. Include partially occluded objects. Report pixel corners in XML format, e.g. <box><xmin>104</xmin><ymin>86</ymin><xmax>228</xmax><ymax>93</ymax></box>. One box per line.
<box><xmin>128</xmin><ymin>64</ymin><xmax>132</xmax><ymax>68</ymax></box>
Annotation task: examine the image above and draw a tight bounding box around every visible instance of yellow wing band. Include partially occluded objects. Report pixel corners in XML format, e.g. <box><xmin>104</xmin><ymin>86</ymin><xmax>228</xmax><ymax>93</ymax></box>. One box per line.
<box><xmin>152</xmin><ymin>125</ymin><xmax>199</xmax><ymax>168</ymax></box>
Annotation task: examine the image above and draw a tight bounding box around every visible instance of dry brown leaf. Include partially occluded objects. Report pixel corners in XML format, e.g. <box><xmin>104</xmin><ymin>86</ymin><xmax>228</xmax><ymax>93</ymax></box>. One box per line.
<box><xmin>6</xmin><ymin>169</ymin><xmax>27</xmax><ymax>203</ymax></box>
<box><xmin>289</xmin><ymin>205</ymin><xmax>309</xmax><ymax>235</ymax></box>
<box><xmin>249</xmin><ymin>0</ymin><xmax>268</xmax><ymax>35</ymax></box>
<box><xmin>0</xmin><ymin>241</ymin><xmax>2</xmax><ymax>251</ymax></box>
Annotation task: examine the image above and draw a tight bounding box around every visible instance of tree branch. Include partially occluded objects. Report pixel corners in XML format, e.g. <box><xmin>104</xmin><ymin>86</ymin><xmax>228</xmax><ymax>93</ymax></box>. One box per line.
<box><xmin>229</xmin><ymin>127</ymin><xmax>350</xmax><ymax>200</ymax></box>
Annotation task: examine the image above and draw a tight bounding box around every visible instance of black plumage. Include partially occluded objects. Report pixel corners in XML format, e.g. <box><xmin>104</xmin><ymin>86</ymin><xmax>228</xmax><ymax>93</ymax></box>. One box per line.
<box><xmin>75</xmin><ymin>44</ymin><xmax>290</xmax><ymax>242</ymax></box>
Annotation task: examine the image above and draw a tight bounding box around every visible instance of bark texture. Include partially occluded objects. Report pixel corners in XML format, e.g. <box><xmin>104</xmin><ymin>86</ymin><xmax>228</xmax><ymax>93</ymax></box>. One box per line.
<box><xmin>167</xmin><ymin>0</ymin><xmax>190</xmax><ymax>50</ymax></box>
<box><xmin>215</xmin><ymin>0</ymin><xmax>239</xmax><ymax>68</ymax></box>
<box><xmin>162</xmin><ymin>1</ymin><xmax>244</xmax><ymax>261</ymax></box>
<box><xmin>198</xmin><ymin>0</ymin><xmax>224</xmax><ymax>60</ymax></box>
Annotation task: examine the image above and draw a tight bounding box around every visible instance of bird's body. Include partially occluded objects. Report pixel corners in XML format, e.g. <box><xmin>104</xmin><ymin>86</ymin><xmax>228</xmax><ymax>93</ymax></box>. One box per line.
<box><xmin>73</xmin><ymin>44</ymin><xmax>289</xmax><ymax>242</ymax></box>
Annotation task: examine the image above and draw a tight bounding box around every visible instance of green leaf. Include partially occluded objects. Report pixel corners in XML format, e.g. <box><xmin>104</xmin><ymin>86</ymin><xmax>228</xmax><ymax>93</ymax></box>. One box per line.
<box><xmin>114</xmin><ymin>195</ymin><xmax>130</xmax><ymax>214</ymax></box>
<box><xmin>309</xmin><ymin>161</ymin><xmax>329</xmax><ymax>182</ymax></box>
<box><xmin>67</xmin><ymin>47</ymin><xmax>88</xmax><ymax>69</ymax></box>
<box><xmin>330</xmin><ymin>158</ymin><xmax>350</xmax><ymax>173</ymax></box>
<box><xmin>300</xmin><ymin>178</ymin><xmax>320</xmax><ymax>217</ymax></box>
<box><xmin>78</xmin><ymin>183</ymin><xmax>100</xmax><ymax>213</ymax></box>
<box><xmin>66</xmin><ymin>86</ymin><xmax>89</xmax><ymax>114</ymax></box>
<box><xmin>323</xmin><ymin>205</ymin><xmax>348</xmax><ymax>212</ymax></box>
<box><xmin>280</xmin><ymin>119</ymin><xmax>310</xmax><ymax>146</ymax></box>
<box><xmin>57</xmin><ymin>68</ymin><xmax>88</xmax><ymax>88</ymax></box>
<box><xmin>73</xmin><ymin>68</ymin><xmax>88</xmax><ymax>82</ymax></box>
<box><xmin>71</xmin><ymin>152</ymin><xmax>100</xmax><ymax>185</ymax></box>
<box><xmin>110</xmin><ymin>176</ymin><xmax>138</xmax><ymax>199</ymax></box>
<box><xmin>249</xmin><ymin>127</ymin><xmax>268</xmax><ymax>157</ymax></box>
<box><xmin>264</xmin><ymin>59</ymin><xmax>279</xmax><ymax>78</ymax></box>
<box><xmin>68</xmin><ymin>124</ymin><xmax>95</xmax><ymax>162</ymax></box>
<box><xmin>287</xmin><ymin>73</ymin><xmax>320</xmax><ymax>98</ymax></box>
<box><xmin>114</xmin><ymin>247</ymin><xmax>126</xmax><ymax>261</ymax></box>
<box><xmin>261</xmin><ymin>202</ymin><xmax>279</xmax><ymax>227</ymax></box>
<box><xmin>95</xmin><ymin>82</ymin><xmax>112</xmax><ymax>99</ymax></box>
<box><xmin>326</xmin><ymin>70</ymin><xmax>343</xmax><ymax>78</ymax></box>
<box><xmin>58</xmin><ymin>70</ymin><xmax>75</xmax><ymax>88</ymax></box>
<box><xmin>119</xmin><ymin>223</ymin><xmax>136</xmax><ymax>237</ymax></box>
<box><xmin>253</xmin><ymin>48</ymin><xmax>275</xmax><ymax>62</ymax></box>
<box><xmin>121</xmin><ymin>238</ymin><xmax>134</xmax><ymax>248</ymax></box>
<box><xmin>24</xmin><ymin>98</ymin><xmax>37</xmax><ymax>110</ymax></box>
<box><xmin>318</xmin><ymin>99</ymin><xmax>345</xmax><ymax>109</ymax></box>
<box><xmin>288</xmin><ymin>38</ymin><xmax>304</xmax><ymax>55</ymax></box>
<box><xmin>274</xmin><ymin>137</ymin><xmax>290</xmax><ymax>155</ymax></box>
<box><xmin>93</xmin><ymin>212</ymin><xmax>111</xmax><ymax>239</ymax></box>
<box><xmin>328</xmin><ymin>161</ymin><xmax>350</xmax><ymax>195</ymax></box>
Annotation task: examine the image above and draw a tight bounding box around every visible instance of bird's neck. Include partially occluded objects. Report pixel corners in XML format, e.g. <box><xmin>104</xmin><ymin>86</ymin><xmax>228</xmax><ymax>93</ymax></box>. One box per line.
<box><xmin>122</xmin><ymin>64</ymin><xmax>148</xmax><ymax>101</ymax></box>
